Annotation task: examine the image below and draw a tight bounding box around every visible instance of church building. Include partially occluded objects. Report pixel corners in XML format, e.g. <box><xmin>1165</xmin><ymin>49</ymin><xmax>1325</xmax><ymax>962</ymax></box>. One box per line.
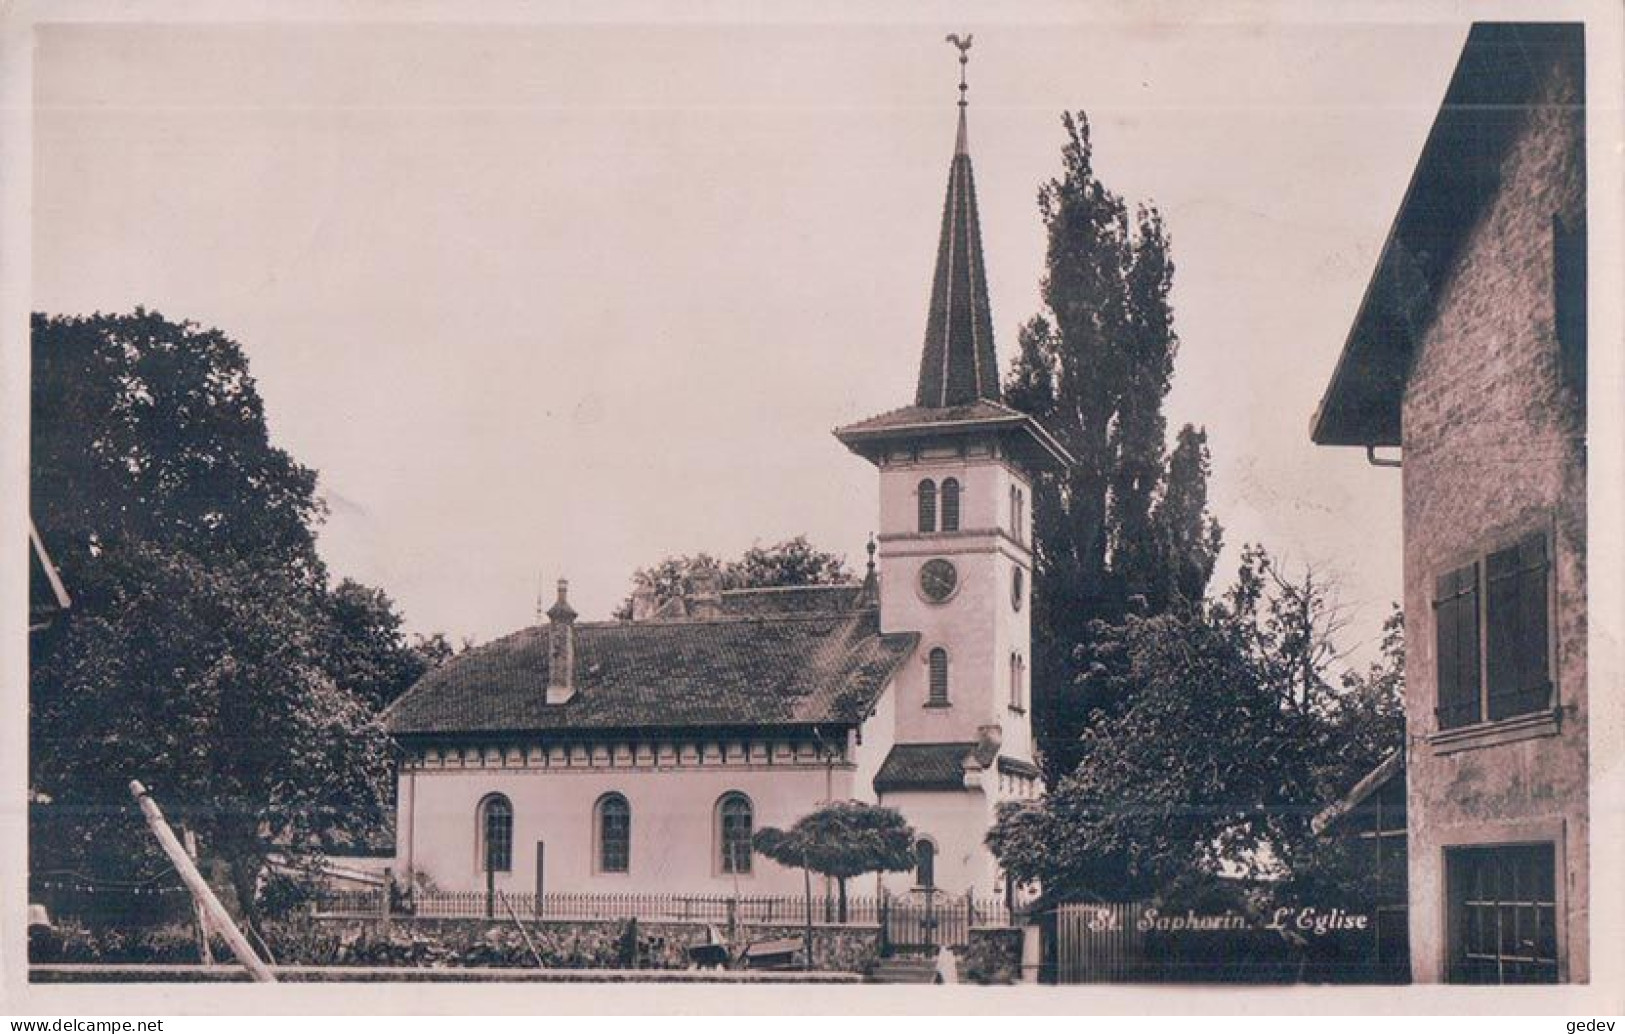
<box><xmin>383</xmin><ymin>49</ymin><xmax>1070</xmax><ymax>902</ymax></box>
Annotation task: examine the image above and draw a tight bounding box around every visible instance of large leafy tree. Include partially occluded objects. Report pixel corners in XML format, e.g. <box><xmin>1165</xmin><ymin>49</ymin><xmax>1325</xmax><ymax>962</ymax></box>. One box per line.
<box><xmin>987</xmin><ymin>548</ymin><xmax>1403</xmax><ymax>902</ymax></box>
<box><xmin>29</xmin><ymin>309</ymin><xmax>427</xmax><ymax>921</ymax></box>
<box><xmin>31</xmin><ymin>543</ymin><xmax>393</xmax><ymax>923</ymax></box>
<box><xmin>1006</xmin><ymin>114</ymin><xmax>1223</xmax><ymax>781</ymax></box>
<box><xmin>321</xmin><ymin>578</ymin><xmax>452</xmax><ymax>709</ymax></box>
<box><xmin>753</xmin><ymin>801</ymin><xmax>916</xmax><ymax>922</ymax></box>
<box><xmin>31</xmin><ymin>310</ymin><xmax>324</xmax><ymax>581</ymax></box>
<box><xmin>612</xmin><ymin>535</ymin><xmax>852</xmax><ymax>618</ymax></box>
<box><xmin>1316</xmin><ymin>606</ymin><xmax>1405</xmax><ymax>804</ymax></box>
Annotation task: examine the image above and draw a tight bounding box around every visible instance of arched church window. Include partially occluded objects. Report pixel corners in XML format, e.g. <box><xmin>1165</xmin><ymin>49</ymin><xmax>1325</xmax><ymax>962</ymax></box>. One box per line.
<box><xmin>477</xmin><ymin>793</ymin><xmax>513</xmax><ymax>874</ymax></box>
<box><xmin>596</xmin><ymin>793</ymin><xmax>630</xmax><ymax>874</ymax></box>
<box><xmin>1008</xmin><ymin>653</ymin><xmax>1026</xmax><ymax>711</ymax></box>
<box><xmin>917</xmin><ymin>479</ymin><xmax>937</xmax><ymax>533</ymax></box>
<box><xmin>717</xmin><ymin>792</ymin><xmax>754</xmax><ymax>874</ymax></box>
<box><xmin>927</xmin><ymin>648</ymin><xmax>949</xmax><ymax>706</ymax></box>
<box><xmin>941</xmin><ymin>478</ymin><xmax>961</xmax><ymax>531</ymax></box>
<box><xmin>914</xmin><ymin>839</ymin><xmax>936</xmax><ymax>889</ymax></box>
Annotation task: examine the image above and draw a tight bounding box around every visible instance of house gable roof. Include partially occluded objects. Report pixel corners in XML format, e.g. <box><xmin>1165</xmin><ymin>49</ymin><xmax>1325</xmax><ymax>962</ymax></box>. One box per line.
<box><xmin>1311</xmin><ymin>22</ymin><xmax>1585</xmax><ymax>447</ymax></box>
<box><xmin>384</xmin><ymin>598</ymin><xmax>917</xmax><ymax>739</ymax></box>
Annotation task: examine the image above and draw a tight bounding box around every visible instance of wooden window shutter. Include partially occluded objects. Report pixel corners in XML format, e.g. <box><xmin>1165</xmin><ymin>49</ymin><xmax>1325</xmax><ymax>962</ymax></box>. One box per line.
<box><xmin>1486</xmin><ymin>532</ymin><xmax>1551</xmax><ymax>721</ymax></box>
<box><xmin>1434</xmin><ymin>561</ymin><xmax>1481</xmax><ymax>730</ymax></box>
<box><xmin>1553</xmin><ymin>214</ymin><xmax>1586</xmax><ymax>402</ymax></box>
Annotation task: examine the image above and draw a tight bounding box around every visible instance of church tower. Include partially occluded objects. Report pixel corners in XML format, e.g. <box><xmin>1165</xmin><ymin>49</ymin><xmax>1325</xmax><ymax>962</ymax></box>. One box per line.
<box><xmin>835</xmin><ymin>39</ymin><xmax>1072</xmax><ymax>771</ymax></box>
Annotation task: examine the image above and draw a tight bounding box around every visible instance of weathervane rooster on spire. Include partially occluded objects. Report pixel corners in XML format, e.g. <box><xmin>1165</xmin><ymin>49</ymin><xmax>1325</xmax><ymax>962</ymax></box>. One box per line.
<box><xmin>946</xmin><ymin>33</ymin><xmax>972</xmax><ymax>102</ymax></box>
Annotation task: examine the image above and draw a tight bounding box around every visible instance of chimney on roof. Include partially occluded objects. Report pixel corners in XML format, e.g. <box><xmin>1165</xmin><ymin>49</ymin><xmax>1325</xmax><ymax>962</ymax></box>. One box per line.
<box><xmin>630</xmin><ymin>586</ymin><xmax>658</xmax><ymax>621</ymax></box>
<box><xmin>545</xmin><ymin>578</ymin><xmax>577</xmax><ymax>705</ymax></box>
<box><xmin>689</xmin><ymin>568</ymin><xmax>723</xmax><ymax>620</ymax></box>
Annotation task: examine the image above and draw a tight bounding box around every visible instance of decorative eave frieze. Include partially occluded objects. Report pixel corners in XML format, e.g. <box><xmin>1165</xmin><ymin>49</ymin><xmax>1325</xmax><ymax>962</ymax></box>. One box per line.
<box><xmin>403</xmin><ymin>732</ymin><xmax>851</xmax><ymax>774</ymax></box>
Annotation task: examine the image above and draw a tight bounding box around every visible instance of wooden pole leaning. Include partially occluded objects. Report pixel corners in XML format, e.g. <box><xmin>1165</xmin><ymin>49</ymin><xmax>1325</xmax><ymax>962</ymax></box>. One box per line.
<box><xmin>180</xmin><ymin>827</ymin><xmax>214</xmax><ymax>966</ymax></box>
<box><xmin>129</xmin><ymin>780</ymin><xmax>276</xmax><ymax>983</ymax></box>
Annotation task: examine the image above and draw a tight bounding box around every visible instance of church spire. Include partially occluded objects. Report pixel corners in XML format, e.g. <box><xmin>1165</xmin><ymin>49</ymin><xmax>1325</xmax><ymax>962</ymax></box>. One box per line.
<box><xmin>916</xmin><ymin>34</ymin><xmax>1000</xmax><ymax>410</ymax></box>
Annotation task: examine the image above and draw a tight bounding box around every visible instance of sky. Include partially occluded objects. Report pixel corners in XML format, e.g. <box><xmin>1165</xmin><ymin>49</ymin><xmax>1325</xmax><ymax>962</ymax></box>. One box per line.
<box><xmin>32</xmin><ymin>15</ymin><xmax>1470</xmax><ymax>666</ymax></box>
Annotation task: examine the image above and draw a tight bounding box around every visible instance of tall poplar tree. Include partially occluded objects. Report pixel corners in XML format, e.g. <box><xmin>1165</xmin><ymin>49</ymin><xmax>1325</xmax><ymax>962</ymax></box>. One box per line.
<box><xmin>1006</xmin><ymin>114</ymin><xmax>1223</xmax><ymax>781</ymax></box>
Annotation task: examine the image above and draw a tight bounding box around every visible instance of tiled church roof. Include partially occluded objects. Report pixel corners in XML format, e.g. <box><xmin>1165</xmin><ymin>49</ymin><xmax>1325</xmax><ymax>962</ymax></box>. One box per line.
<box><xmin>873</xmin><ymin>741</ymin><xmax>990</xmax><ymax>792</ymax></box>
<box><xmin>719</xmin><ymin>584</ymin><xmax>864</xmax><ymax>617</ymax></box>
<box><xmin>384</xmin><ymin>600</ymin><xmax>917</xmax><ymax>738</ymax></box>
<box><xmin>833</xmin><ymin>398</ymin><xmax>1055</xmax><ymax>441</ymax></box>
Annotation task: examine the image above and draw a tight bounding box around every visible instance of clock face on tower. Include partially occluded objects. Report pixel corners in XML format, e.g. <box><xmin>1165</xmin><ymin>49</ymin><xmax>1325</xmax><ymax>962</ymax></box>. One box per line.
<box><xmin>918</xmin><ymin>558</ymin><xmax>959</xmax><ymax>604</ymax></box>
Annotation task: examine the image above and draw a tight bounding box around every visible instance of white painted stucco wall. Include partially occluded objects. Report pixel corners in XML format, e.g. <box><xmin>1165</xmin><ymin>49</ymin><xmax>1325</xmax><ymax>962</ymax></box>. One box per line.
<box><xmin>877</xmin><ymin>785</ymin><xmax>1000</xmax><ymax>897</ymax></box>
<box><xmin>399</xmin><ymin>756</ymin><xmax>861</xmax><ymax>896</ymax></box>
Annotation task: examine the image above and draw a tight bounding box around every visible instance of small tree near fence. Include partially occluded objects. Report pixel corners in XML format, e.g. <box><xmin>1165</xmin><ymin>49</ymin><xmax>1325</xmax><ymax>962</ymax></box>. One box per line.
<box><xmin>753</xmin><ymin>801</ymin><xmax>916</xmax><ymax>923</ymax></box>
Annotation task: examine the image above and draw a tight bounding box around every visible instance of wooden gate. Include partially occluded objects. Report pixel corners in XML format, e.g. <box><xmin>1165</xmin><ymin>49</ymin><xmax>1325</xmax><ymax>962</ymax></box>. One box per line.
<box><xmin>1053</xmin><ymin>902</ymin><xmax>1146</xmax><ymax>983</ymax></box>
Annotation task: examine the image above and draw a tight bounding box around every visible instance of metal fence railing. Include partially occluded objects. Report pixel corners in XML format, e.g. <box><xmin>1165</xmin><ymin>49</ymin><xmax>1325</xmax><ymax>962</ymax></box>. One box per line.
<box><xmin>311</xmin><ymin>886</ymin><xmax>1016</xmax><ymax>934</ymax></box>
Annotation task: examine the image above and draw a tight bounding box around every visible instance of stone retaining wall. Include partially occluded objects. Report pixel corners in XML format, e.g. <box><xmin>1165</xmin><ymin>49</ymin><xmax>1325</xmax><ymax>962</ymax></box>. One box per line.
<box><xmin>276</xmin><ymin>915</ymin><xmax>881</xmax><ymax>974</ymax></box>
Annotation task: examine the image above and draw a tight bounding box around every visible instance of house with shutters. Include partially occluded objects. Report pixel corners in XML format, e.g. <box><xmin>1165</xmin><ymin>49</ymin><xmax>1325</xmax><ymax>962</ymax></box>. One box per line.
<box><xmin>1310</xmin><ymin>23</ymin><xmax>1588</xmax><ymax>983</ymax></box>
<box><xmin>382</xmin><ymin>56</ymin><xmax>1063</xmax><ymax>903</ymax></box>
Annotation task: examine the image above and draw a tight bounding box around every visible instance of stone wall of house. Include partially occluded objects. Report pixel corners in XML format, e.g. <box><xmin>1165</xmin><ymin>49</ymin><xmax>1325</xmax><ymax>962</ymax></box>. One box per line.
<box><xmin>1398</xmin><ymin>52</ymin><xmax>1587</xmax><ymax>982</ymax></box>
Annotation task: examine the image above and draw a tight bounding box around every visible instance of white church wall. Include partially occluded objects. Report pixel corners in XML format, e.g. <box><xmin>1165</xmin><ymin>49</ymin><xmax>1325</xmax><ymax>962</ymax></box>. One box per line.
<box><xmin>398</xmin><ymin>760</ymin><xmax>860</xmax><ymax>897</ymax></box>
<box><xmin>882</xmin><ymin>540</ymin><xmax>1006</xmax><ymax>745</ymax></box>
<box><xmin>848</xmin><ymin>680</ymin><xmax>897</xmax><ymax>806</ymax></box>
<box><xmin>875</xmin><ymin>452</ymin><xmax>1038</xmax><ymax>764</ymax></box>
<box><xmin>993</xmin><ymin>546</ymin><xmax>1035</xmax><ymax>763</ymax></box>
<box><xmin>877</xmin><ymin>786</ymin><xmax>1000</xmax><ymax>897</ymax></box>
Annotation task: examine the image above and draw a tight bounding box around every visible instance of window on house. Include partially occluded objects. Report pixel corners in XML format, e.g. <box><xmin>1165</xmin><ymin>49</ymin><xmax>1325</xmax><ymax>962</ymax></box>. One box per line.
<box><xmin>917</xmin><ymin>479</ymin><xmax>937</xmax><ymax>533</ymax></box>
<box><xmin>1448</xmin><ymin>844</ymin><xmax>1558</xmax><ymax>984</ymax></box>
<box><xmin>1434</xmin><ymin>531</ymin><xmax>1552</xmax><ymax>731</ymax></box>
<box><xmin>596</xmin><ymin>793</ymin><xmax>630</xmax><ymax>874</ymax></box>
<box><xmin>914</xmin><ymin>839</ymin><xmax>936</xmax><ymax>888</ymax></box>
<box><xmin>1011</xmin><ymin>486</ymin><xmax>1025</xmax><ymax>542</ymax></box>
<box><xmin>1009</xmin><ymin>653</ymin><xmax>1024</xmax><ymax>711</ymax></box>
<box><xmin>717</xmin><ymin>793</ymin><xmax>753</xmax><ymax>875</ymax></box>
<box><xmin>478</xmin><ymin>794</ymin><xmax>513</xmax><ymax>874</ymax></box>
<box><xmin>927</xmin><ymin>648</ymin><xmax>949</xmax><ymax>706</ymax></box>
<box><xmin>941</xmin><ymin>478</ymin><xmax>961</xmax><ymax>531</ymax></box>
<box><xmin>1553</xmin><ymin>213</ymin><xmax>1587</xmax><ymax>402</ymax></box>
